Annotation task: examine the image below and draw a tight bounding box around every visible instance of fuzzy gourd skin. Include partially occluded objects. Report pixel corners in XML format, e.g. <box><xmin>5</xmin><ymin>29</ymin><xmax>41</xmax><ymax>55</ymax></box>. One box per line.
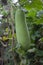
<box><xmin>15</xmin><ymin>8</ymin><xmax>31</xmax><ymax>50</ymax></box>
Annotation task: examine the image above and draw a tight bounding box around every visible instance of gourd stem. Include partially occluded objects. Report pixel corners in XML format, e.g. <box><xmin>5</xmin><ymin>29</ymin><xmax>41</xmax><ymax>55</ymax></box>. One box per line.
<box><xmin>10</xmin><ymin>3</ymin><xmax>18</xmax><ymax>65</ymax></box>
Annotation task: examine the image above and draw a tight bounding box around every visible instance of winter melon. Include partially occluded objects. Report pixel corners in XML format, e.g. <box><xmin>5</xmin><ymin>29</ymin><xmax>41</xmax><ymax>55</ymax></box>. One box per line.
<box><xmin>15</xmin><ymin>8</ymin><xmax>31</xmax><ymax>50</ymax></box>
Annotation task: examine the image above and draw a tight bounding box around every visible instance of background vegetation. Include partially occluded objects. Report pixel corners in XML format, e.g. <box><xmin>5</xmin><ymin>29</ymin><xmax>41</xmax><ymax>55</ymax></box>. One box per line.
<box><xmin>0</xmin><ymin>0</ymin><xmax>43</xmax><ymax>65</ymax></box>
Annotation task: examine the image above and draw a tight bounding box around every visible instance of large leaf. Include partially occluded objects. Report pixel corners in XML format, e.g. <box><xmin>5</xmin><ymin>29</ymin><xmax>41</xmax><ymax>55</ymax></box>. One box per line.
<box><xmin>20</xmin><ymin>0</ymin><xmax>43</xmax><ymax>10</ymax></box>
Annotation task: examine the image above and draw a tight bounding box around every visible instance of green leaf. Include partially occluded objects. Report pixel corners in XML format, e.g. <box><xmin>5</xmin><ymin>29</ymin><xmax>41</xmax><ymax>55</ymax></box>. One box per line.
<box><xmin>24</xmin><ymin>0</ymin><xmax>43</xmax><ymax>10</ymax></box>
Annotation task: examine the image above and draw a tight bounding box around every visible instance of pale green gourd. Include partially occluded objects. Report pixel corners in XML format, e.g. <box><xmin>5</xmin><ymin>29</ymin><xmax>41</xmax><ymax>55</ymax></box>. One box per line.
<box><xmin>15</xmin><ymin>8</ymin><xmax>31</xmax><ymax>50</ymax></box>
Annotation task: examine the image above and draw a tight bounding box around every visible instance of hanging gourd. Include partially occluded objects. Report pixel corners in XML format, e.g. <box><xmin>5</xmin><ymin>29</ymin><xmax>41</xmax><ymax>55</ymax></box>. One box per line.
<box><xmin>15</xmin><ymin>8</ymin><xmax>31</xmax><ymax>50</ymax></box>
